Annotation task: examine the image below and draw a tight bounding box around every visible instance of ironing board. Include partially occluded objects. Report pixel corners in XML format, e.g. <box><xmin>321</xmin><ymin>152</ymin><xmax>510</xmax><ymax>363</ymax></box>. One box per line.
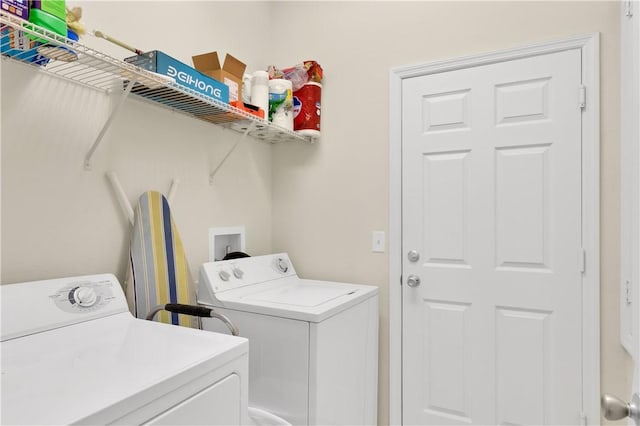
<box><xmin>126</xmin><ymin>191</ymin><xmax>198</xmax><ymax>328</ymax></box>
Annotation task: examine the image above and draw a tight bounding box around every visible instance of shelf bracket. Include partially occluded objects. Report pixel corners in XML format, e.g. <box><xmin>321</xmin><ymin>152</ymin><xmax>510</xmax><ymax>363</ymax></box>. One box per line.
<box><xmin>84</xmin><ymin>80</ymin><xmax>135</xmax><ymax>170</ymax></box>
<box><xmin>209</xmin><ymin>122</ymin><xmax>256</xmax><ymax>185</ymax></box>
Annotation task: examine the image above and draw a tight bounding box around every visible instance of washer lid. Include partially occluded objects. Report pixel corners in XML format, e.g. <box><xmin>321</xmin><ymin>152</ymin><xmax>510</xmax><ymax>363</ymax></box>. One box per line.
<box><xmin>197</xmin><ymin>253</ymin><xmax>379</xmax><ymax>322</ymax></box>
<box><xmin>208</xmin><ymin>279</ymin><xmax>378</xmax><ymax>323</ymax></box>
<box><xmin>242</xmin><ymin>282</ymin><xmax>356</xmax><ymax>307</ymax></box>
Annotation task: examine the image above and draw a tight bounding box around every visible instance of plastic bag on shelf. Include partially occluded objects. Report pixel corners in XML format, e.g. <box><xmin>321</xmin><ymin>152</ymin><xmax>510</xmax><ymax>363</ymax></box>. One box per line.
<box><xmin>303</xmin><ymin>61</ymin><xmax>323</xmax><ymax>83</ymax></box>
<box><xmin>268</xmin><ymin>61</ymin><xmax>323</xmax><ymax>91</ymax></box>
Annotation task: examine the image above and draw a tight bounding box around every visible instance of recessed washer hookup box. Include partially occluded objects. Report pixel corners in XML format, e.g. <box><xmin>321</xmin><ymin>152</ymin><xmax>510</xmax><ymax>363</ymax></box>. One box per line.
<box><xmin>125</xmin><ymin>50</ymin><xmax>229</xmax><ymax>104</ymax></box>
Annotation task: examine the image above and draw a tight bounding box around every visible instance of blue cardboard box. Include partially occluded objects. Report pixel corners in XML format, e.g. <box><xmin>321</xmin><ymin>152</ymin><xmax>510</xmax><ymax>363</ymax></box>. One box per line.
<box><xmin>125</xmin><ymin>50</ymin><xmax>229</xmax><ymax>104</ymax></box>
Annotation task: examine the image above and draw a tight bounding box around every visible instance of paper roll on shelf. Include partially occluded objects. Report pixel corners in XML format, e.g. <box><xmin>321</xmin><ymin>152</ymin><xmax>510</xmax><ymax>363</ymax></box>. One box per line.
<box><xmin>293</xmin><ymin>82</ymin><xmax>321</xmax><ymax>138</ymax></box>
<box><xmin>269</xmin><ymin>78</ymin><xmax>293</xmax><ymax>131</ymax></box>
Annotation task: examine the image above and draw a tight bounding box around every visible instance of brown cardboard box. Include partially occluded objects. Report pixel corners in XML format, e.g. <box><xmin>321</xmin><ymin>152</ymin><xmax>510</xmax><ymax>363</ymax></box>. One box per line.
<box><xmin>192</xmin><ymin>52</ymin><xmax>246</xmax><ymax>103</ymax></box>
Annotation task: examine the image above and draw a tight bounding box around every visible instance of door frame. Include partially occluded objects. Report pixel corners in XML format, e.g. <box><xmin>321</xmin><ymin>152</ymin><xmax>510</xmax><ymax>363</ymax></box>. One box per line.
<box><xmin>621</xmin><ymin>0</ymin><xmax>640</xmax><ymax>360</ymax></box>
<box><xmin>389</xmin><ymin>34</ymin><xmax>600</xmax><ymax>425</ymax></box>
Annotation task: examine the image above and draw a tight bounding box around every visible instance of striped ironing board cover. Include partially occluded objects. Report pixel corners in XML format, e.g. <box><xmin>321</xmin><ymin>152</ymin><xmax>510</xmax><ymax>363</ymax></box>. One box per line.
<box><xmin>126</xmin><ymin>191</ymin><xmax>198</xmax><ymax>328</ymax></box>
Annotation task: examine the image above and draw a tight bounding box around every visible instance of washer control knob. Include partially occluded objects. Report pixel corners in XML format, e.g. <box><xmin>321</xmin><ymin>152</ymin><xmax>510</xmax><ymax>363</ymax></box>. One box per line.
<box><xmin>72</xmin><ymin>286</ymin><xmax>98</xmax><ymax>307</ymax></box>
<box><xmin>275</xmin><ymin>258</ymin><xmax>289</xmax><ymax>273</ymax></box>
<box><xmin>219</xmin><ymin>270</ymin><xmax>231</xmax><ymax>281</ymax></box>
<box><xmin>232</xmin><ymin>267</ymin><xmax>244</xmax><ymax>279</ymax></box>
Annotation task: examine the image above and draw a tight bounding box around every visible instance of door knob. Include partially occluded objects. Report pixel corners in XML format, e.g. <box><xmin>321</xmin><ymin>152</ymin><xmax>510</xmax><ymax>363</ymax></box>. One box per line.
<box><xmin>408</xmin><ymin>250</ymin><xmax>420</xmax><ymax>262</ymax></box>
<box><xmin>602</xmin><ymin>393</ymin><xmax>640</xmax><ymax>424</ymax></box>
<box><xmin>407</xmin><ymin>275</ymin><xmax>421</xmax><ymax>287</ymax></box>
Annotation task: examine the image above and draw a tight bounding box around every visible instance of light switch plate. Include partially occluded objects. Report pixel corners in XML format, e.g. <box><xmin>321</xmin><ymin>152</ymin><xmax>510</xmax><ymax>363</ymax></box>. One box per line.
<box><xmin>372</xmin><ymin>231</ymin><xmax>385</xmax><ymax>253</ymax></box>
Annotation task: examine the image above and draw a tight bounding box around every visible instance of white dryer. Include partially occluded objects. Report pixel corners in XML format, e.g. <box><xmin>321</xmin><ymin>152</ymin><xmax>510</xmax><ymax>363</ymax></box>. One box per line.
<box><xmin>198</xmin><ymin>253</ymin><xmax>379</xmax><ymax>426</ymax></box>
<box><xmin>1</xmin><ymin>274</ymin><xmax>249</xmax><ymax>425</ymax></box>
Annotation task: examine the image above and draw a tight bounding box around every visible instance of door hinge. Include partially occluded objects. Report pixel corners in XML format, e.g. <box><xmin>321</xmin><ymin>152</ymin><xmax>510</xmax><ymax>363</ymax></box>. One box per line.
<box><xmin>625</xmin><ymin>0</ymin><xmax>633</xmax><ymax>17</ymax></box>
<box><xmin>579</xmin><ymin>248</ymin><xmax>586</xmax><ymax>273</ymax></box>
<box><xmin>579</xmin><ymin>85</ymin><xmax>586</xmax><ymax>109</ymax></box>
<box><xmin>579</xmin><ymin>411</ymin><xmax>587</xmax><ymax>425</ymax></box>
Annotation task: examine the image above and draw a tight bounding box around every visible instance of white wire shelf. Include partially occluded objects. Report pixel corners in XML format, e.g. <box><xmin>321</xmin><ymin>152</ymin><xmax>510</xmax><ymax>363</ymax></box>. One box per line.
<box><xmin>0</xmin><ymin>11</ymin><xmax>313</xmax><ymax>146</ymax></box>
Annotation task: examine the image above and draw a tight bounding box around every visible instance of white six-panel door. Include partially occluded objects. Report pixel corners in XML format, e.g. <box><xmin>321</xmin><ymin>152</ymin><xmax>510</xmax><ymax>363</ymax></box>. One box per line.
<box><xmin>402</xmin><ymin>49</ymin><xmax>583</xmax><ymax>425</ymax></box>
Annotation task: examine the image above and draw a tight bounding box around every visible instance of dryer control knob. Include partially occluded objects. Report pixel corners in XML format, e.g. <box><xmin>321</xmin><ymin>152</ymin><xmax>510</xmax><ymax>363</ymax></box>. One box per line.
<box><xmin>219</xmin><ymin>270</ymin><xmax>231</xmax><ymax>281</ymax></box>
<box><xmin>232</xmin><ymin>267</ymin><xmax>244</xmax><ymax>279</ymax></box>
<box><xmin>275</xmin><ymin>258</ymin><xmax>289</xmax><ymax>273</ymax></box>
<box><xmin>72</xmin><ymin>286</ymin><xmax>98</xmax><ymax>307</ymax></box>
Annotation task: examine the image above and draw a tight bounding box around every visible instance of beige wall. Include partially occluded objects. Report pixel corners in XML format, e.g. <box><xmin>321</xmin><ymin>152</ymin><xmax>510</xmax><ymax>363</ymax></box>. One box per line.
<box><xmin>1</xmin><ymin>1</ymin><xmax>631</xmax><ymax>425</ymax></box>
<box><xmin>268</xmin><ymin>1</ymin><xmax>629</xmax><ymax>424</ymax></box>
<box><xmin>2</xmin><ymin>1</ymin><xmax>275</xmax><ymax>283</ymax></box>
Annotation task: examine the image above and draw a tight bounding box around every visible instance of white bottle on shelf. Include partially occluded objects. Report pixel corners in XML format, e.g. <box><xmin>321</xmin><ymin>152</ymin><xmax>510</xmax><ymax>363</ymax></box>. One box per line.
<box><xmin>251</xmin><ymin>71</ymin><xmax>269</xmax><ymax>119</ymax></box>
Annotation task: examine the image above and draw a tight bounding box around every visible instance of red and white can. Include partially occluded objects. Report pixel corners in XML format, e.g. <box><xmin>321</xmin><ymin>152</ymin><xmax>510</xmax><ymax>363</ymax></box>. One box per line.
<box><xmin>293</xmin><ymin>82</ymin><xmax>321</xmax><ymax>138</ymax></box>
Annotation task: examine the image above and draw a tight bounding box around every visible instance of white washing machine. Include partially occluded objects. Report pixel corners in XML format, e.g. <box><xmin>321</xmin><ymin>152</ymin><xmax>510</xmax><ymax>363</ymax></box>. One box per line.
<box><xmin>198</xmin><ymin>253</ymin><xmax>379</xmax><ymax>426</ymax></box>
<box><xmin>1</xmin><ymin>274</ymin><xmax>249</xmax><ymax>425</ymax></box>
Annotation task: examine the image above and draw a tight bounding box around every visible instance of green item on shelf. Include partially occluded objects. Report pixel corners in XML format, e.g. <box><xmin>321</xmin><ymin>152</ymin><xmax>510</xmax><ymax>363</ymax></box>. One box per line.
<box><xmin>31</xmin><ymin>0</ymin><xmax>66</xmax><ymax>21</ymax></box>
<box><xmin>28</xmin><ymin>7</ymin><xmax>67</xmax><ymax>43</ymax></box>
